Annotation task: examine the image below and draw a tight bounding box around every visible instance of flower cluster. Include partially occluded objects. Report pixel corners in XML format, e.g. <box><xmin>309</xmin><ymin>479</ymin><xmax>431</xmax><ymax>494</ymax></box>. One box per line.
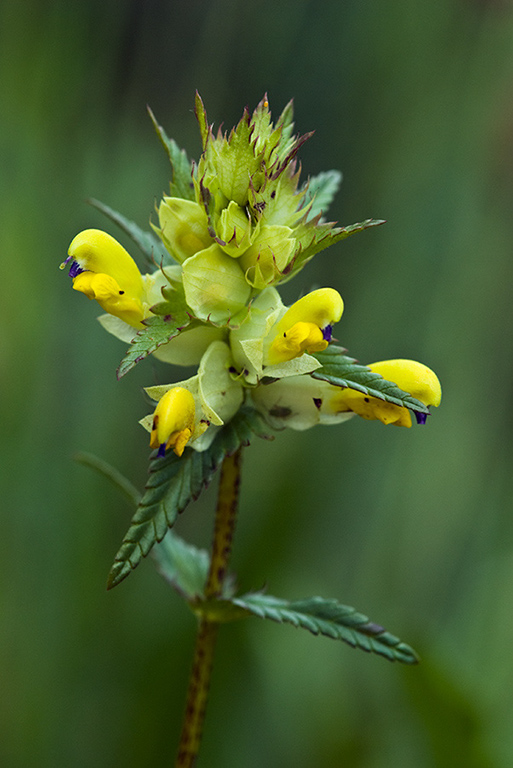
<box><xmin>62</xmin><ymin>94</ymin><xmax>441</xmax><ymax>457</ymax></box>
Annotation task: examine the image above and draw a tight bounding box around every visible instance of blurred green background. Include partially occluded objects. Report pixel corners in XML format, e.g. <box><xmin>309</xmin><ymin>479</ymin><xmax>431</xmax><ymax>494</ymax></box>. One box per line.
<box><xmin>3</xmin><ymin>0</ymin><xmax>513</xmax><ymax>765</ymax></box>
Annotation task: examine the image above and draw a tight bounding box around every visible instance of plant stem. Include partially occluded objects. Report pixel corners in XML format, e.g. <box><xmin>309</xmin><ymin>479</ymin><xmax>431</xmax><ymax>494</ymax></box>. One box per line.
<box><xmin>175</xmin><ymin>448</ymin><xmax>243</xmax><ymax>767</ymax></box>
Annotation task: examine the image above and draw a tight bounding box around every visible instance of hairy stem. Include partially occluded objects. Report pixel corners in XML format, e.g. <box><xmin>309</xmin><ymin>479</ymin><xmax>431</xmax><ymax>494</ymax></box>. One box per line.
<box><xmin>175</xmin><ymin>448</ymin><xmax>242</xmax><ymax>767</ymax></box>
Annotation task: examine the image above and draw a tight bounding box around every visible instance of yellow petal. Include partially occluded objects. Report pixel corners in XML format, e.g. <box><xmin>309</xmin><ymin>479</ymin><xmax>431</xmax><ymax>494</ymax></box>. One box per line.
<box><xmin>329</xmin><ymin>359</ymin><xmax>441</xmax><ymax>428</ymax></box>
<box><xmin>149</xmin><ymin>387</ymin><xmax>196</xmax><ymax>456</ymax></box>
<box><xmin>266</xmin><ymin>288</ymin><xmax>343</xmax><ymax>365</ymax></box>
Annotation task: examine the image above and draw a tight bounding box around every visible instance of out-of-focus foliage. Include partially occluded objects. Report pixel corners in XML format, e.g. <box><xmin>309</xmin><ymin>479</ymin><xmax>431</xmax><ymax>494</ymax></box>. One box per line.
<box><xmin>2</xmin><ymin>0</ymin><xmax>513</xmax><ymax>766</ymax></box>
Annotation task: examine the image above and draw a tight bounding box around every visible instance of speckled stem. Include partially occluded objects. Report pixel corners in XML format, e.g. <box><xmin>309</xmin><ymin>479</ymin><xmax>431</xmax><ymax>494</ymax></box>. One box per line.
<box><xmin>175</xmin><ymin>448</ymin><xmax>243</xmax><ymax>767</ymax></box>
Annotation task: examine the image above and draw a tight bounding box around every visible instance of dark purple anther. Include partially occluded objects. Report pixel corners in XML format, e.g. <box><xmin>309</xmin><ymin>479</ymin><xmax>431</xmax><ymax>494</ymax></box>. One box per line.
<box><xmin>415</xmin><ymin>412</ymin><xmax>429</xmax><ymax>425</ymax></box>
<box><xmin>158</xmin><ymin>443</ymin><xmax>167</xmax><ymax>458</ymax></box>
<box><xmin>322</xmin><ymin>324</ymin><xmax>333</xmax><ymax>342</ymax></box>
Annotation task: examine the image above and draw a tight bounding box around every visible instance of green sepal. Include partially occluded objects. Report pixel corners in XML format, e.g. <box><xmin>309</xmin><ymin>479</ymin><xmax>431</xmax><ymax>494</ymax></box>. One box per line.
<box><xmin>88</xmin><ymin>198</ymin><xmax>170</xmax><ymax>267</ymax></box>
<box><xmin>282</xmin><ymin>217</ymin><xmax>385</xmax><ymax>282</ymax></box>
<box><xmin>147</xmin><ymin>107</ymin><xmax>195</xmax><ymax>201</ymax></box>
<box><xmin>231</xmin><ymin>593</ymin><xmax>419</xmax><ymax>664</ymax></box>
<box><xmin>303</xmin><ymin>170</ymin><xmax>342</xmax><ymax>220</ymax></box>
<box><xmin>116</xmin><ymin>310</ymin><xmax>192</xmax><ymax>380</ymax></box>
<box><xmin>106</xmin><ymin>408</ymin><xmax>272</xmax><ymax>589</ymax></box>
<box><xmin>152</xmin><ymin>532</ymin><xmax>210</xmax><ymax>600</ymax></box>
<box><xmin>311</xmin><ymin>345</ymin><xmax>430</xmax><ymax>415</ymax></box>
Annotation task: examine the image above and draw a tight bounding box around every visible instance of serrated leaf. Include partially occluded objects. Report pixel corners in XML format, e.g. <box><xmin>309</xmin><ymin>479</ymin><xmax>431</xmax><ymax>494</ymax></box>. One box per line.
<box><xmin>283</xmin><ymin>217</ymin><xmax>385</xmax><ymax>282</ymax></box>
<box><xmin>88</xmin><ymin>198</ymin><xmax>170</xmax><ymax>267</ymax></box>
<box><xmin>107</xmin><ymin>408</ymin><xmax>272</xmax><ymax>589</ymax></box>
<box><xmin>311</xmin><ymin>345</ymin><xmax>429</xmax><ymax>415</ymax></box>
<box><xmin>232</xmin><ymin>593</ymin><xmax>419</xmax><ymax>664</ymax></box>
<box><xmin>152</xmin><ymin>532</ymin><xmax>210</xmax><ymax>600</ymax></box>
<box><xmin>303</xmin><ymin>170</ymin><xmax>342</xmax><ymax>220</ymax></box>
<box><xmin>147</xmin><ymin>107</ymin><xmax>195</xmax><ymax>201</ymax></box>
<box><xmin>214</xmin><ymin>111</ymin><xmax>262</xmax><ymax>206</ymax></box>
<box><xmin>117</xmin><ymin>311</ymin><xmax>192</xmax><ymax>379</ymax></box>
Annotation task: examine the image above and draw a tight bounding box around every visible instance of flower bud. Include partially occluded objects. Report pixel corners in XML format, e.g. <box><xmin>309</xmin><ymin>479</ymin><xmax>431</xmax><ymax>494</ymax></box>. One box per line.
<box><xmin>239</xmin><ymin>225</ymin><xmax>295</xmax><ymax>289</ymax></box>
<box><xmin>158</xmin><ymin>197</ymin><xmax>212</xmax><ymax>263</ymax></box>
<box><xmin>217</xmin><ymin>201</ymin><xmax>253</xmax><ymax>257</ymax></box>
<box><xmin>149</xmin><ymin>387</ymin><xmax>196</xmax><ymax>457</ymax></box>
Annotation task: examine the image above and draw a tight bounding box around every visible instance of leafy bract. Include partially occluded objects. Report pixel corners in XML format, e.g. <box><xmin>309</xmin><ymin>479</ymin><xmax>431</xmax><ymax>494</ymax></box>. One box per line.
<box><xmin>311</xmin><ymin>345</ymin><xmax>430</xmax><ymax>415</ymax></box>
<box><xmin>147</xmin><ymin>106</ymin><xmax>195</xmax><ymax>201</ymax></box>
<box><xmin>283</xmin><ymin>218</ymin><xmax>385</xmax><ymax>282</ymax></box>
<box><xmin>88</xmin><ymin>198</ymin><xmax>170</xmax><ymax>267</ymax></box>
<box><xmin>107</xmin><ymin>408</ymin><xmax>271</xmax><ymax>589</ymax></box>
<box><xmin>117</xmin><ymin>309</ymin><xmax>192</xmax><ymax>379</ymax></box>
<box><xmin>303</xmin><ymin>170</ymin><xmax>342</xmax><ymax>220</ymax></box>
<box><xmin>232</xmin><ymin>593</ymin><xmax>419</xmax><ymax>664</ymax></box>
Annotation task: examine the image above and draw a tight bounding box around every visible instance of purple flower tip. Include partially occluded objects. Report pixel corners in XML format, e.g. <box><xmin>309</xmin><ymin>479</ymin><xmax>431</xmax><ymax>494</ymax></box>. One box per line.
<box><xmin>322</xmin><ymin>324</ymin><xmax>333</xmax><ymax>342</ymax></box>
<box><xmin>157</xmin><ymin>444</ymin><xmax>167</xmax><ymax>457</ymax></box>
<box><xmin>415</xmin><ymin>412</ymin><xmax>429</xmax><ymax>425</ymax></box>
<box><xmin>68</xmin><ymin>260</ymin><xmax>85</xmax><ymax>278</ymax></box>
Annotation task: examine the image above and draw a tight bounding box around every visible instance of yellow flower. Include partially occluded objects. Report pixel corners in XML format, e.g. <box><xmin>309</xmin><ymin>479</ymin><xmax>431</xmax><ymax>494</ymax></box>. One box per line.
<box><xmin>63</xmin><ymin>229</ymin><xmax>150</xmax><ymax>327</ymax></box>
<box><xmin>331</xmin><ymin>359</ymin><xmax>441</xmax><ymax>427</ymax></box>
<box><xmin>266</xmin><ymin>288</ymin><xmax>344</xmax><ymax>365</ymax></box>
<box><xmin>149</xmin><ymin>387</ymin><xmax>196</xmax><ymax>457</ymax></box>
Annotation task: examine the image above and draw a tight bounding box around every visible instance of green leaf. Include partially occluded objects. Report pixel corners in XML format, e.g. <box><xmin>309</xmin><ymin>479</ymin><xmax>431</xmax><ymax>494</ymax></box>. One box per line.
<box><xmin>194</xmin><ymin>91</ymin><xmax>209</xmax><ymax>148</ymax></box>
<box><xmin>311</xmin><ymin>345</ymin><xmax>430</xmax><ymax>415</ymax></box>
<box><xmin>147</xmin><ymin>107</ymin><xmax>195</xmax><ymax>201</ymax></box>
<box><xmin>107</xmin><ymin>407</ymin><xmax>272</xmax><ymax>589</ymax></box>
<box><xmin>88</xmin><ymin>198</ymin><xmax>170</xmax><ymax>267</ymax></box>
<box><xmin>303</xmin><ymin>170</ymin><xmax>342</xmax><ymax>219</ymax></box>
<box><xmin>74</xmin><ymin>451</ymin><xmax>141</xmax><ymax>508</ymax></box>
<box><xmin>152</xmin><ymin>532</ymin><xmax>210</xmax><ymax>600</ymax></box>
<box><xmin>116</xmin><ymin>311</ymin><xmax>192</xmax><ymax>379</ymax></box>
<box><xmin>232</xmin><ymin>593</ymin><xmax>419</xmax><ymax>664</ymax></box>
<box><xmin>283</xmin><ymin>217</ymin><xmax>385</xmax><ymax>282</ymax></box>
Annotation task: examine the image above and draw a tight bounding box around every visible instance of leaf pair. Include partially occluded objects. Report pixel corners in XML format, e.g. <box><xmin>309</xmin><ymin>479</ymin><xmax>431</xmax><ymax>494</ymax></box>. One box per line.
<box><xmin>78</xmin><ymin>404</ymin><xmax>419</xmax><ymax>665</ymax></box>
<box><xmin>152</xmin><ymin>533</ymin><xmax>418</xmax><ymax>664</ymax></box>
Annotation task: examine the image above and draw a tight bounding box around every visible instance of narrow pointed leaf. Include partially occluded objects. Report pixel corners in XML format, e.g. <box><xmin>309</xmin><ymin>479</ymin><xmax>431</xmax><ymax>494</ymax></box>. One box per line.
<box><xmin>147</xmin><ymin>107</ymin><xmax>195</xmax><ymax>201</ymax></box>
<box><xmin>74</xmin><ymin>451</ymin><xmax>142</xmax><ymax>508</ymax></box>
<box><xmin>88</xmin><ymin>198</ymin><xmax>170</xmax><ymax>266</ymax></box>
<box><xmin>232</xmin><ymin>593</ymin><xmax>419</xmax><ymax>664</ymax></box>
<box><xmin>311</xmin><ymin>345</ymin><xmax>429</xmax><ymax>415</ymax></box>
<box><xmin>194</xmin><ymin>91</ymin><xmax>209</xmax><ymax>148</ymax></box>
<box><xmin>107</xmin><ymin>408</ymin><xmax>272</xmax><ymax>589</ymax></box>
<box><xmin>116</xmin><ymin>311</ymin><xmax>192</xmax><ymax>379</ymax></box>
<box><xmin>152</xmin><ymin>532</ymin><xmax>210</xmax><ymax>600</ymax></box>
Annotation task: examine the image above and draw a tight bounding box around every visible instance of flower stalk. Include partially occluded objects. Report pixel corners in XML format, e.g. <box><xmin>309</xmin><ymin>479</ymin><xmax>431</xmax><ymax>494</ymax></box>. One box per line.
<box><xmin>176</xmin><ymin>448</ymin><xmax>242</xmax><ymax>766</ymax></box>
